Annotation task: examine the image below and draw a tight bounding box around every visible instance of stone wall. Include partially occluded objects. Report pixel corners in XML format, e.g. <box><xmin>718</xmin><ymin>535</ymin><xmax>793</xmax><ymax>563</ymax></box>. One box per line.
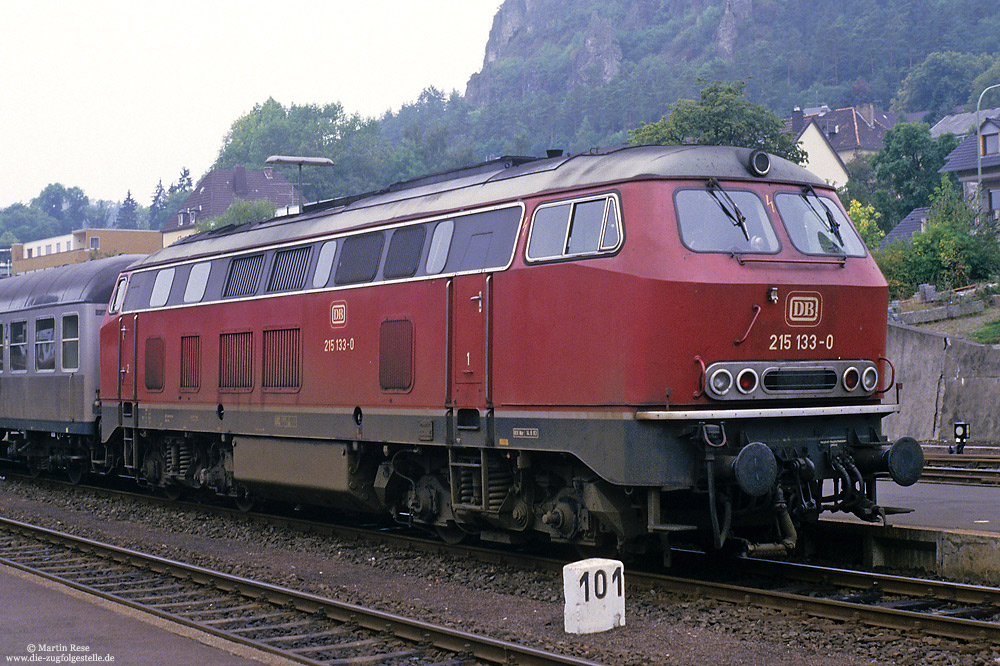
<box><xmin>883</xmin><ymin>321</ymin><xmax>1000</xmax><ymax>443</ymax></box>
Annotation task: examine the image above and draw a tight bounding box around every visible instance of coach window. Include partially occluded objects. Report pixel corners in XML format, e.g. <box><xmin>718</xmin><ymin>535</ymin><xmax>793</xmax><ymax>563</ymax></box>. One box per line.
<box><xmin>312</xmin><ymin>240</ymin><xmax>337</xmax><ymax>288</ymax></box>
<box><xmin>0</xmin><ymin>323</ymin><xmax>5</xmax><ymax>373</ymax></box>
<box><xmin>675</xmin><ymin>189</ymin><xmax>779</xmax><ymax>254</ymax></box>
<box><xmin>10</xmin><ymin>322</ymin><xmax>26</xmax><ymax>372</ymax></box>
<box><xmin>150</xmin><ymin>268</ymin><xmax>175</xmax><ymax>307</ymax></box>
<box><xmin>62</xmin><ymin>314</ymin><xmax>79</xmax><ymax>371</ymax></box>
<box><xmin>426</xmin><ymin>220</ymin><xmax>453</xmax><ymax>274</ymax></box>
<box><xmin>775</xmin><ymin>191</ymin><xmax>866</xmax><ymax>257</ymax></box>
<box><xmin>183</xmin><ymin>262</ymin><xmax>211</xmax><ymax>303</ymax></box>
<box><xmin>35</xmin><ymin>317</ymin><xmax>55</xmax><ymax>372</ymax></box>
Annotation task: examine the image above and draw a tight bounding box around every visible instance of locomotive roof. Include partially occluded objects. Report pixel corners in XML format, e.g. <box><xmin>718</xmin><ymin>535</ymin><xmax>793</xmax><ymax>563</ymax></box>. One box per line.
<box><xmin>135</xmin><ymin>145</ymin><xmax>827</xmax><ymax>269</ymax></box>
<box><xmin>0</xmin><ymin>255</ymin><xmax>142</xmax><ymax>312</ymax></box>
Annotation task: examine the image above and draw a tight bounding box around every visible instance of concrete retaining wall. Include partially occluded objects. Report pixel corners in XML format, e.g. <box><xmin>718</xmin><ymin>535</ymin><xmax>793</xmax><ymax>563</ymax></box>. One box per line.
<box><xmin>883</xmin><ymin>321</ymin><xmax>1000</xmax><ymax>443</ymax></box>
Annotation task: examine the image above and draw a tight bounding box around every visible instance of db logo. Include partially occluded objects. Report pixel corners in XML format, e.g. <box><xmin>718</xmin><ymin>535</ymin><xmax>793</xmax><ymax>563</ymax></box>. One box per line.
<box><xmin>330</xmin><ymin>301</ymin><xmax>347</xmax><ymax>329</ymax></box>
<box><xmin>785</xmin><ymin>292</ymin><xmax>822</xmax><ymax>327</ymax></box>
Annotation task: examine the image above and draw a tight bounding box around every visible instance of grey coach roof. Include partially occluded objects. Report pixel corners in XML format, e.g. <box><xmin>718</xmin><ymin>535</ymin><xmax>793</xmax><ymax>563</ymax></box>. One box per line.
<box><xmin>134</xmin><ymin>145</ymin><xmax>826</xmax><ymax>270</ymax></box>
<box><xmin>0</xmin><ymin>255</ymin><xmax>142</xmax><ymax>312</ymax></box>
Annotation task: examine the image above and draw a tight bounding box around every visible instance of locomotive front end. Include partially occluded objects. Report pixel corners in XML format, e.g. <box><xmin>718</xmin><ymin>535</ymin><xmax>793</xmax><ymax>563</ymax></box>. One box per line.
<box><xmin>638</xmin><ymin>149</ymin><xmax>923</xmax><ymax>556</ymax></box>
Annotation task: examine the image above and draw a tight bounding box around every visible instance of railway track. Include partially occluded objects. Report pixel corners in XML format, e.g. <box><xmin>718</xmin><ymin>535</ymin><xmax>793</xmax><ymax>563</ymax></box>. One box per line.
<box><xmin>920</xmin><ymin>454</ymin><xmax>1000</xmax><ymax>485</ymax></box>
<box><xmin>0</xmin><ymin>516</ymin><xmax>603</xmax><ymax>666</ymax></box>
<box><xmin>6</xmin><ymin>471</ymin><xmax>1000</xmax><ymax>649</ymax></box>
<box><xmin>657</xmin><ymin>557</ymin><xmax>1000</xmax><ymax>644</ymax></box>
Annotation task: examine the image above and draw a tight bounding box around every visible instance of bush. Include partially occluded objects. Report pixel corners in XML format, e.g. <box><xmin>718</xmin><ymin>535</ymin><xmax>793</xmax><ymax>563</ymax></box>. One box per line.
<box><xmin>873</xmin><ymin>181</ymin><xmax>1000</xmax><ymax>299</ymax></box>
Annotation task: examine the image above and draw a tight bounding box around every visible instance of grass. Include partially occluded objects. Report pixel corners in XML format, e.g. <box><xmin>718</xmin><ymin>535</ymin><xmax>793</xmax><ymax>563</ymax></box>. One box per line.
<box><xmin>970</xmin><ymin>316</ymin><xmax>1000</xmax><ymax>344</ymax></box>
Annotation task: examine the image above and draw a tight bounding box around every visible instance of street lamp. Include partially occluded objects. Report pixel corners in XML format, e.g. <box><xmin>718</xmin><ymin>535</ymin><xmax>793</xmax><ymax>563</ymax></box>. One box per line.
<box><xmin>265</xmin><ymin>155</ymin><xmax>335</xmax><ymax>212</ymax></box>
<box><xmin>975</xmin><ymin>84</ymin><xmax>1000</xmax><ymax>215</ymax></box>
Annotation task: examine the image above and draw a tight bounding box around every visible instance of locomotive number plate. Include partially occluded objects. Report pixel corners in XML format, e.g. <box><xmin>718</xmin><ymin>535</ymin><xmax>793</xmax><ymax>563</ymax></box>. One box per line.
<box><xmin>769</xmin><ymin>333</ymin><xmax>834</xmax><ymax>352</ymax></box>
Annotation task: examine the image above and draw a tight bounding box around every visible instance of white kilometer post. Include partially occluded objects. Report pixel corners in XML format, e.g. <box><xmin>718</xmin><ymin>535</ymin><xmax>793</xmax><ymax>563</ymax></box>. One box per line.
<box><xmin>562</xmin><ymin>558</ymin><xmax>626</xmax><ymax>634</ymax></box>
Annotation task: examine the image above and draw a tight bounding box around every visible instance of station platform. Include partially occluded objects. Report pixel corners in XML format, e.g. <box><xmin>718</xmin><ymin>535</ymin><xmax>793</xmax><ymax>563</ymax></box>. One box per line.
<box><xmin>0</xmin><ymin>564</ymin><xmax>295</xmax><ymax>665</ymax></box>
<box><xmin>869</xmin><ymin>478</ymin><xmax>1000</xmax><ymax>533</ymax></box>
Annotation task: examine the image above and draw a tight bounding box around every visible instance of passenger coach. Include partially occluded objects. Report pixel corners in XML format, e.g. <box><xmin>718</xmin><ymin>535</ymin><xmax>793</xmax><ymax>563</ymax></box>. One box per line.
<box><xmin>95</xmin><ymin>145</ymin><xmax>921</xmax><ymax>555</ymax></box>
<box><xmin>0</xmin><ymin>256</ymin><xmax>142</xmax><ymax>481</ymax></box>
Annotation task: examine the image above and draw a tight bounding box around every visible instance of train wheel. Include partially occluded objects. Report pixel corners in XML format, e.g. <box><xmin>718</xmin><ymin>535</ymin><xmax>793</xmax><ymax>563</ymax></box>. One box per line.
<box><xmin>234</xmin><ymin>486</ymin><xmax>254</xmax><ymax>513</ymax></box>
<box><xmin>162</xmin><ymin>484</ymin><xmax>184</xmax><ymax>501</ymax></box>
<box><xmin>435</xmin><ymin>522</ymin><xmax>466</xmax><ymax>545</ymax></box>
<box><xmin>66</xmin><ymin>463</ymin><xmax>85</xmax><ymax>485</ymax></box>
<box><xmin>27</xmin><ymin>462</ymin><xmax>43</xmax><ymax>478</ymax></box>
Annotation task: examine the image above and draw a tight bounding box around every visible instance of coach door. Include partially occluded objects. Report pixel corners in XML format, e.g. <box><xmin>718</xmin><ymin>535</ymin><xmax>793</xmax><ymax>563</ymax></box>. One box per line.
<box><xmin>449</xmin><ymin>273</ymin><xmax>492</xmax><ymax>444</ymax></box>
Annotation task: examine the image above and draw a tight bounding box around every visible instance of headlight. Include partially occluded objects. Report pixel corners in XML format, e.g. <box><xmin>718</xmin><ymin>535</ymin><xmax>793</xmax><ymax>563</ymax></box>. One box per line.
<box><xmin>862</xmin><ymin>366</ymin><xmax>879</xmax><ymax>392</ymax></box>
<box><xmin>709</xmin><ymin>368</ymin><xmax>733</xmax><ymax>396</ymax></box>
<box><xmin>842</xmin><ymin>367</ymin><xmax>860</xmax><ymax>391</ymax></box>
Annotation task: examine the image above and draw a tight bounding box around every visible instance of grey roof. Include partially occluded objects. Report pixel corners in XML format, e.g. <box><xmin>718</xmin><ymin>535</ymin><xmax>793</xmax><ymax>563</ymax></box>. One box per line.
<box><xmin>940</xmin><ymin>119</ymin><xmax>1000</xmax><ymax>175</ymax></box>
<box><xmin>0</xmin><ymin>255</ymin><xmax>142</xmax><ymax>312</ymax></box>
<box><xmin>881</xmin><ymin>207</ymin><xmax>930</xmax><ymax>250</ymax></box>
<box><xmin>931</xmin><ymin>107</ymin><xmax>1000</xmax><ymax>139</ymax></box>
<box><xmin>133</xmin><ymin>145</ymin><xmax>826</xmax><ymax>271</ymax></box>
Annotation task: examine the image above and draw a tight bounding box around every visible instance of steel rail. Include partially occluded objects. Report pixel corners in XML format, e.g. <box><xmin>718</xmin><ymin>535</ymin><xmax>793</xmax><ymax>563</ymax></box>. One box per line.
<box><xmin>0</xmin><ymin>516</ymin><xmax>605</xmax><ymax>666</ymax></box>
<box><xmin>920</xmin><ymin>454</ymin><xmax>1000</xmax><ymax>485</ymax></box>
<box><xmin>8</xmin><ymin>471</ymin><xmax>1000</xmax><ymax>645</ymax></box>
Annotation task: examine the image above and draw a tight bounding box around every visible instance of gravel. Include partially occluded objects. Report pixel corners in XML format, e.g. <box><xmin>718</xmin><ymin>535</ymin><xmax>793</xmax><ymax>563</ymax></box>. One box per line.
<box><xmin>2</xmin><ymin>477</ymin><xmax>999</xmax><ymax>665</ymax></box>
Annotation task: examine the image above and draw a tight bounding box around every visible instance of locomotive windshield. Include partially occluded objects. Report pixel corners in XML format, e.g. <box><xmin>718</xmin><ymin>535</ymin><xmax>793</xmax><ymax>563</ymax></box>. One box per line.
<box><xmin>675</xmin><ymin>188</ymin><xmax>779</xmax><ymax>253</ymax></box>
<box><xmin>775</xmin><ymin>192</ymin><xmax>866</xmax><ymax>257</ymax></box>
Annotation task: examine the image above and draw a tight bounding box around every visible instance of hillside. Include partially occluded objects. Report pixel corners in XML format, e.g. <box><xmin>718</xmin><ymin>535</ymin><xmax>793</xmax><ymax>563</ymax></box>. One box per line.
<box><xmin>458</xmin><ymin>0</ymin><xmax>1000</xmax><ymax>154</ymax></box>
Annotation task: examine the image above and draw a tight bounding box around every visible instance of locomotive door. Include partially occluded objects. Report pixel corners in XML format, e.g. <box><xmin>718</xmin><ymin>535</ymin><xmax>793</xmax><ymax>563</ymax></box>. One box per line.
<box><xmin>449</xmin><ymin>274</ymin><xmax>492</xmax><ymax>445</ymax></box>
<box><xmin>117</xmin><ymin>314</ymin><xmax>138</xmax><ymax>401</ymax></box>
<box><xmin>117</xmin><ymin>313</ymin><xmax>140</xmax><ymax>471</ymax></box>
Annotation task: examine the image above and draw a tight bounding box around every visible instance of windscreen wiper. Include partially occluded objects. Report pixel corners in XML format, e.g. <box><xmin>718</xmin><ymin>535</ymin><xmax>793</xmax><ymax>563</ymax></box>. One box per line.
<box><xmin>707</xmin><ymin>178</ymin><xmax>750</xmax><ymax>242</ymax></box>
<box><xmin>801</xmin><ymin>185</ymin><xmax>844</xmax><ymax>245</ymax></box>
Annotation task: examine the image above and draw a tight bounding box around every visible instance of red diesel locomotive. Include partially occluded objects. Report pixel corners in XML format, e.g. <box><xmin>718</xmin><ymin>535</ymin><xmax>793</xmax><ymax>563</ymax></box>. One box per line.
<box><xmin>9</xmin><ymin>145</ymin><xmax>924</xmax><ymax>557</ymax></box>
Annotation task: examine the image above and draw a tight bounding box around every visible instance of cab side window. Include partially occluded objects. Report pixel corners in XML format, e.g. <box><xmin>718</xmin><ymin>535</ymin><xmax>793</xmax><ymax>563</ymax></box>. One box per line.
<box><xmin>527</xmin><ymin>194</ymin><xmax>622</xmax><ymax>261</ymax></box>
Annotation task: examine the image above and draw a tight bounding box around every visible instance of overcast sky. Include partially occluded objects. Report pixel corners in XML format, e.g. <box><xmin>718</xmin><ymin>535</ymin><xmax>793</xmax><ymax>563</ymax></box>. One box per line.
<box><xmin>0</xmin><ymin>0</ymin><xmax>503</xmax><ymax>209</ymax></box>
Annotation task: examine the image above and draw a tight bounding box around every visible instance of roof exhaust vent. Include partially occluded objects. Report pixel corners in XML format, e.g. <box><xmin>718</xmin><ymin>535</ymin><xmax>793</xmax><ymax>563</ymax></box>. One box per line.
<box><xmin>747</xmin><ymin>150</ymin><xmax>771</xmax><ymax>177</ymax></box>
<box><xmin>546</xmin><ymin>149</ymin><xmax>564</xmax><ymax>158</ymax></box>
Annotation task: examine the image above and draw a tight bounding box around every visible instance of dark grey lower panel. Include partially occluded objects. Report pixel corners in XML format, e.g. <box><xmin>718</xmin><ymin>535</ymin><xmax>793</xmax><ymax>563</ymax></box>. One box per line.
<box><xmin>0</xmin><ymin>417</ymin><xmax>95</xmax><ymax>436</ymax></box>
<box><xmin>112</xmin><ymin>401</ymin><xmax>887</xmax><ymax>488</ymax></box>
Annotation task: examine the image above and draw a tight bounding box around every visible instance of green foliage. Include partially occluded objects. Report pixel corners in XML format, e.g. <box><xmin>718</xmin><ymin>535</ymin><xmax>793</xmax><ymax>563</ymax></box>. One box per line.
<box><xmin>892</xmin><ymin>51</ymin><xmax>996</xmax><ymax>122</ymax></box>
<box><xmin>969</xmin><ymin>60</ymin><xmax>1000</xmax><ymax>109</ymax></box>
<box><xmin>117</xmin><ymin>191</ymin><xmax>139</xmax><ymax>230</ymax></box>
<box><xmin>846</xmin><ymin>200</ymin><xmax>884</xmax><ymax>250</ymax></box>
<box><xmin>874</xmin><ymin>181</ymin><xmax>1000</xmax><ymax>298</ymax></box>
<box><xmin>198</xmin><ymin>198</ymin><xmax>276</xmax><ymax>232</ymax></box>
<box><xmin>627</xmin><ymin>80</ymin><xmax>807</xmax><ymax>163</ymax></box>
<box><xmin>870</xmin><ymin>123</ymin><xmax>959</xmax><ymax>226</ymax></box>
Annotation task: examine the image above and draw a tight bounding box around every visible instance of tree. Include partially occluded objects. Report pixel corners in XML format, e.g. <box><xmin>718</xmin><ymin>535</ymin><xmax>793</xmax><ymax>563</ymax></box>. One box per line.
<box><xmin>0</xmin><ymin>203</ymin><xmax>60</xmax><ymax>243</ymax></box>
<box><xmin>627</xmin><ymin>80</ymin><xmax>807</xmax><ymax>164</ymax></box>
<box><xmin>197</xmin><ymin>198</ymin><xmax>276</xmax><ymax>232</ymax></box>
<box><xmin>870</xmin><ymin>123</ymin><xmax>959</xmax><ymax>226</ymax></box>
<box><xmin>968</xmin><ymin>59</ymin><xmax>1000</xmax><ymax>109</ymax></box>
<box><xmin>117</xmin><ymin>191</ymin><xmax>139</xmax><ymax>229</ymax></box>
<box><xmin>149</xmin><ymin>180</ymin><xmax>168</xmax><ymax>231</ymax></box>
<box><xmin>167</xmin><ymin>168</ymin><xmax>193</xmax><ymax>195</ymax></box>
<box><xmin>31</xmin><ymin>184</ymin><xmax>89</xmax><ymax>234</ymax></box>
<box><xmin>846</xmin><ymin>200</ymin><xmax>884</xmax><ymax>250</ymax></box>
<box><xmin>892</xmin><ymin>51</ymin><xmax>995</xmax><ymax>122</ymax></box>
